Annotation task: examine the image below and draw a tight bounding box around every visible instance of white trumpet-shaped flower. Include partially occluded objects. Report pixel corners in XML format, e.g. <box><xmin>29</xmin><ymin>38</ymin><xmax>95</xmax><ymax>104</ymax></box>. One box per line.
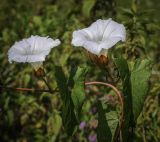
<box><xmin>8</xmin><ymin>35</ymin><xmax>61</xmax><ymax>69</ymax></box>
<box><xmin>72</xmin><ymin>18</ymin><xmax>126</xmax><ymax>56</ymax></box>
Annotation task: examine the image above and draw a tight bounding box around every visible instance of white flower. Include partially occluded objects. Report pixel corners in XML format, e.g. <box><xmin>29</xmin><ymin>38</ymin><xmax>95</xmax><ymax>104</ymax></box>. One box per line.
<box><xmin>8</xmin><ymin>35</ymin><xmax>61</xmax><ymax>69</ymax></box>
<box><xmin>71</xmin><ymin>18</ymin><xmax>126</xmax><ymax>56</ymax></box>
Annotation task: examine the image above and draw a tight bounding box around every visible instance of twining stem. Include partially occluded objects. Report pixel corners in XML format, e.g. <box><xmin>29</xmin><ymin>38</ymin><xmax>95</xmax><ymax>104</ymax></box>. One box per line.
<box><xmin>85</xmin><ymin>81</ymin><xmax>124</xmax><ymax>141</ymax></box>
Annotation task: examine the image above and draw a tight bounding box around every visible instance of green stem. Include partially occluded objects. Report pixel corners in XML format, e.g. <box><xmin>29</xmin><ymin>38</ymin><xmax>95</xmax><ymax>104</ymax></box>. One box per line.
<box><xmin>41</xmin><ymin>76</ymin><xmax>53</xmax><ymax>93</ymax></box>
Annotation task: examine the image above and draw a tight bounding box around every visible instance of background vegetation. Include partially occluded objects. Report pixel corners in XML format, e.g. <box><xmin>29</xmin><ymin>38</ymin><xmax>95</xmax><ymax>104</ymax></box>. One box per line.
<box><xmin>0</xmin><ymin>0</ymin><xmax>160</xmax><ymax>142</ymax></box>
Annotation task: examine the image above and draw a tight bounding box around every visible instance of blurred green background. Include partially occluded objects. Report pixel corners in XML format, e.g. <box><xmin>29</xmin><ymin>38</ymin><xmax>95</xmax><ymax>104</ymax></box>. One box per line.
<box><xmin>0</xmin><ymin>0</ymin><xmax>160</xmax><ymax>142</ymax></box>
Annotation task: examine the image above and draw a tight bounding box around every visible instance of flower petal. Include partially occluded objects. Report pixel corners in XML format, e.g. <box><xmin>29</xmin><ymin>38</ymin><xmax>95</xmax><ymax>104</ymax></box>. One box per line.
<box><xmin>83</xmin><ymin>41</ymin><xmax>101</xmax><ymax>55</ymax></box>
<box><xmin>99</xmin><ymin>37</ymin><xmax>122</xmax><ymax>50</ymax></box>
<box><xmin>8</xmin><ymin>35</ymin><xmax>61</xmax><ymax>64</ymax></box>
<box><xmin>72</xmin><ymin>18</ymin><xmax>126</xmax><ymax>56</ymax></box>
<box><xmin>102</xmin><ymin>20</ymin><xmax>126</xmax><ymax>41</ymax></box>
<box><xmin>72</xmin><ymin>29</ymin><xmax>93</xmax><ymax>46</ymax></box>
<box><xmin>87</xmin><ymin>18</ymin><xmax>112</xmax><ymax>41</ymax></box>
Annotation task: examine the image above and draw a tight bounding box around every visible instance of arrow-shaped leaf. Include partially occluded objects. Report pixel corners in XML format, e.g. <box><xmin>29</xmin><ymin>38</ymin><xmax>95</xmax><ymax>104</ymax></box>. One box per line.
<box><xmin>71</xmin><ymin>67</ymin><xmax>88</xmax><ymax>120</ymax></box>
<box><xmin>54</xmin><ymin>66</ymin><xmax>78</xmax><ymax>136</ymax></box>
<box><xmin>131</xmin><ymin>59</ymin><xmax>152</xmax><ymax>120</ymax></box>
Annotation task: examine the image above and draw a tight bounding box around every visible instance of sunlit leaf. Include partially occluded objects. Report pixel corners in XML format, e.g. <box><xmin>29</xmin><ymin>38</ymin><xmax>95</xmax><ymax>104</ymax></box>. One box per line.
<box><xmin>106</xmin><ymin>111</ymin><xmax>119</xmax><ymax>141</ymax></box>
<box><xmin>71</xmin><ymin>67</ymin><xmax>88</xmax><ymax>119</ymax></box>
<box><xmin>47</xmin><ymin>112</ymin><xmax>62</xmax><ymax>135</ymax></box>
<box><xmin>131</xmin><ymin>59</ymin><xmax>152</xmax><ymax>120</ymax></box>
<box><xmin>82</xmin><ymin>0</ymin><xmax>96</xmax><ymax>17</ymax></box>
<box><xmin>114</xmin><ymin>58</ymin><xmax>132</xmax><ymax>141</ymax></box>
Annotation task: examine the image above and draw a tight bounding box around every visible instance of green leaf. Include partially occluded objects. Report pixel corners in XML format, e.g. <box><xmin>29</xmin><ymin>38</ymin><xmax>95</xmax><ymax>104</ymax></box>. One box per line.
<box><xmin>114</xmin><ymin>58</ymin><xmax>132</xmax><ymax>141</ymax></box>
<box><xmin>67</xmin><ymin>67</ymin><xmax>77</xmax><ymax>89</ymax></box>
<box><xmin>106</xmin><ymin>111</ymin><xmax>119</xmax><ymax>141</ymax></box>
<box><xmin>24</xmin><ymin>74</ymin><xmax>31</xmax><ymax>86</ymax></box>
<box><xmin>7</xmin><ymin>110</ymin><xmax>14</xmax><ymax>126</ymax></box>
<box><xmin>71</xmin><ymin>67</ymin><xmax>88</xmax><ymax>119</ymax></box>
<box><xmin>114</xmin><ymin>58</ymin><xmax>130</xmax><ymax>80</ymax></box>
<box><xmin>115</xmin><ymin>58</ymin><xmax>152</xmax><ymax>141</ymax></box>
<box><xmin>54</xmin><ymin>66</ymin><xmax>78</xmax><ymax>136</ymax></box>
<box><xmin>33</xmin><ymin>16</ymin><xmax>42</xmax><ymax>25</ymax></box>
<box><xmin>47</xmin><ymin>112</ymin><xmax>62</xmax><ymax>135</ymax></box>
<box><xmin>82</xmin><ymin>0</ymin><xmax>96</xmax><ymax>17</ymax></box>
<box><xmin>131</xmin><ymin>59</ymin><xmax>152</xmax><ymax>120</ymax></box>
<box><xmin>119</xmin><ymin>8</ymin><xmax>134</xmax><ymax>18</ymax></box>
<box><xmin>97</xmin><ymin>101</ymin><xmax>112</xmax><ymax>142</ymax></box>
<box><xmin>54</xmin><ymin>66</ymin><xmax>68</xmax><ymax>100</ymax></box>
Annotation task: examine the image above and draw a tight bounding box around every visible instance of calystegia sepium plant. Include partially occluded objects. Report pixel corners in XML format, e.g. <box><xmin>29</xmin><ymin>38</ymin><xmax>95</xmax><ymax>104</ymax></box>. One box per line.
<box><xmin>5</xmin><ymin>18</ymin><xmax>151</xmax><ymax>142</ymax></box>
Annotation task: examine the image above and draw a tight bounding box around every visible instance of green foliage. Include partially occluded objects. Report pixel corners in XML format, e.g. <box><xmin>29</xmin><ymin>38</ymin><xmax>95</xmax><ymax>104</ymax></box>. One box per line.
<box><xmin>55</xmin><ymin>66</ymin><xmax>78</xmax><ymax>136</ymax></box>
<box><xmin>97</xmin><ymin>101</ymin><xmax>112</xmax><ymax>142</ymax></box>
<box><xmin>114</xmin><ymin>57</ymin><xmax>133</xmax><ymax>141</ymax></box>
<box><xmin>0</xmin><ymin>0</ymin><xmax>160</xmax><ymax>141</ymax></box>
<box><xmin>82</xmin><ymin>0</ymin><xmax>96</xmax><ymax>17</ymax></box>
<box><xmin>71</xmin><ymin>67</ymin><xmax>88</xmax><ymax>119</ymax></box>
<box><xmin>55</xmin><ymin>66</ymin><xmax>88</xmax><ymax>135</ymax></box>
<box><xmin>97</xmin><ymin>100</ymin><xmax>119</xmax><ymax>142</ymax></box>
<box><xmin>106</xmin><ymin>111</ymin><xmax>119</xmax><ymax>140</ymax></box>
<box><xmin>47</xmin><ymin>111</ymin><xmax>62</xmax><ymax>136</ymax></box>
<box><xmin>131</xmin><ymin>59</ymin><xmax>152</xmax><ymax>120</ymax></box>
<box><xmin>114</xmin><ymin>58</ymin><xmax>152</xmax><ymax>141</ymax></box>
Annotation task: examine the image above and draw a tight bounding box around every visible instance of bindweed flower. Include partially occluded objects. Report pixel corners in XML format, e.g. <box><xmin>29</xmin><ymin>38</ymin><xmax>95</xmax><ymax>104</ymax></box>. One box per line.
<box><xmin>72</xmin><ymin>18</ymin><xmax>126</xmax><ymax>66</ymax></box>
<box><xmin>79</xmin><ymin>121</ymin><xmax>87</xmax><ymax>130</ymax></box>
<box><xmin>8</xmin><ymin>35</ymin><xmax>61</xmax><ymax>71</ymax></box>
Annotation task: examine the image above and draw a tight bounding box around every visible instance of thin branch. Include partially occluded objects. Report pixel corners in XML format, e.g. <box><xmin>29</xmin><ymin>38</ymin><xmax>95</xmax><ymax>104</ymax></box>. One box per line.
<box><xmin>0</xmin><ymin>85</ymin><xmax>58</xmax><ymax>93</ymax></box>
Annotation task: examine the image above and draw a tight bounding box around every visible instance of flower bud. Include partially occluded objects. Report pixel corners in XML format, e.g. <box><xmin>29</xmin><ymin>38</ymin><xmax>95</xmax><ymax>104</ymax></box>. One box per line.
<box><xmin>34</xmin><ymin>67</ymin><xmax>45</xmax><ymax>77</ymax></box>
<box><xmin>85</xmin><ymin>50</ymin><xmax>109</xmax><ymax>68</ymax></box>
